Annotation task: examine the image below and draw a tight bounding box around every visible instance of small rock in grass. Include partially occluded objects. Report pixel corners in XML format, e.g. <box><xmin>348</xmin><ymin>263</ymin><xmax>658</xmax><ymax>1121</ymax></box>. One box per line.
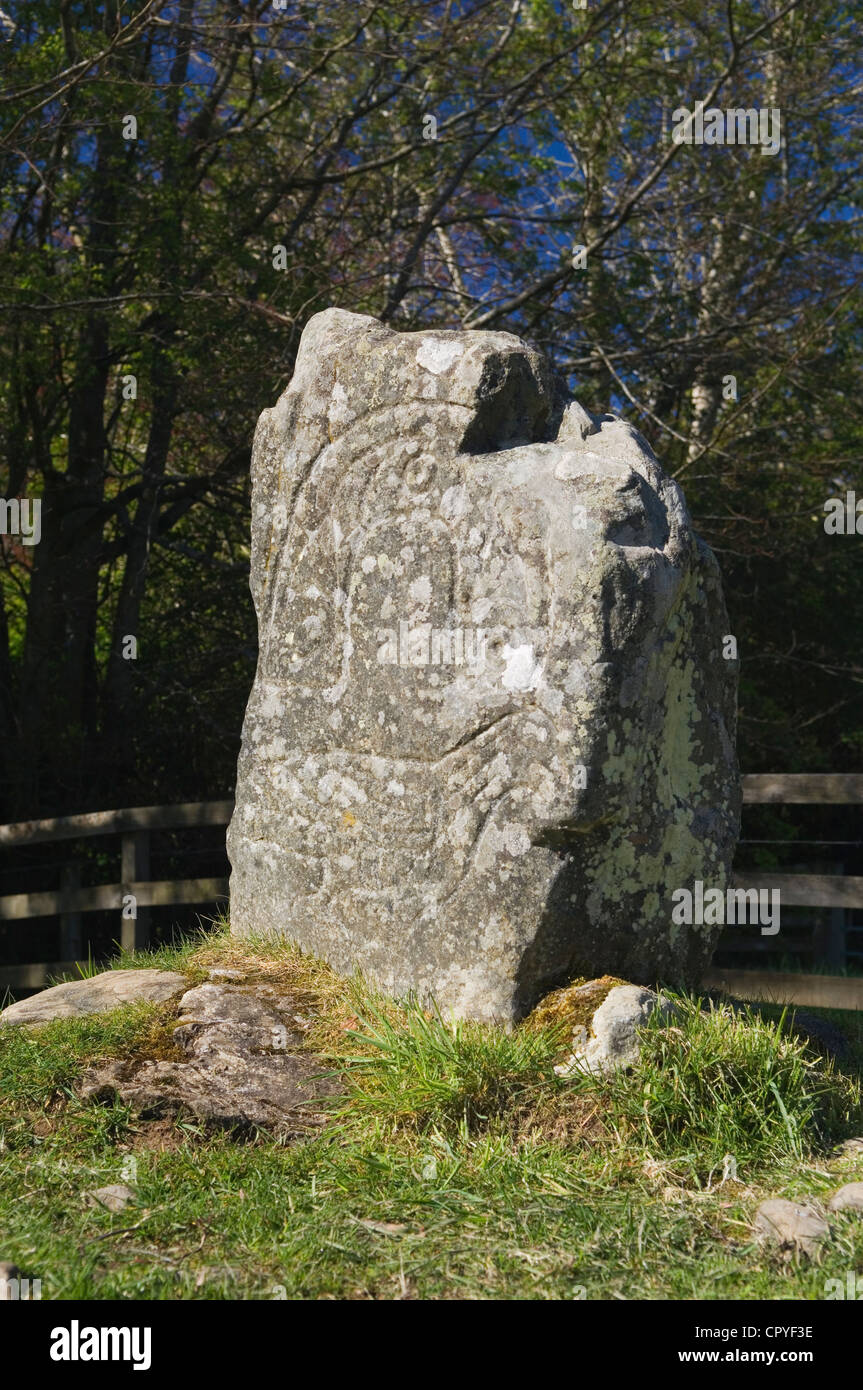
<box><xmin>834</xmin><ymin>1137</ymin><xmax>863</xmax><ymax>1157</ymax></box>
<box><xmin>754</xmin><ymin>1198</ymin><xmax>829</xmax><ymax>1257</ymax></box>
<box><xmin>207</xmin><ymin>968</ymin><xmax>244</xmax><ymax>981</ymax></box>
<box><xmin>828</xmin><ymin>1182</ymin><xmax>863</xmax><ymax>1214</ymax></box>
<box><xmin>554</xmin><ymin>983</ymin><xmax>673</xmax><ymax>1076</ymax></box>
<box><xmin>85</xmin><ymin>1184</ymin><xmax>136</xmax><ymax>1213</ymax></box>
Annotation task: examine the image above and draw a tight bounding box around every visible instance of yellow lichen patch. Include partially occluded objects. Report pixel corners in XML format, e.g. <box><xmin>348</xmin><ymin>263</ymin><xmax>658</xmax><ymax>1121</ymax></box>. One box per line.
<box><xmin>521</xmin><ymin>974</ymin><xmax>631</xmax><ymax>1047</ymax></box>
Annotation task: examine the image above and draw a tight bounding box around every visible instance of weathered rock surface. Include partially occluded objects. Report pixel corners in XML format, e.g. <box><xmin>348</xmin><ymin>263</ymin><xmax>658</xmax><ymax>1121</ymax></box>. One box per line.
<box><xmin>0</xmin><ymin>969</ymin><xmax>187</xmax><ymax>1027</ymax></box>
<box><xmin>78</xmin><ymin>983</ymin><xmax>337</xmax><ymax>1135</ymax></box>
<box><xmin>551</xmin><ymin>981</ymin><xmax>672</xmax><ymax>1075</ymax></box>
<box><xmin>527</xmin><ymin>974</ymin><xmax>629</xmax><ymax>1035</ymax></box>
<box><xmin>753</xmin><ymin>1199</ymin><xmax>830</xmax><ymax>1257</ymax></box>
<box><xmin>828</xmin><ymin>1182</ymin><xmax>863</xmax><ymax>1214</ymax></box>
<box><xmin>228</xmin><ymin>308</ymin><xmax>740</xmax><ymax>1022</ymax></box>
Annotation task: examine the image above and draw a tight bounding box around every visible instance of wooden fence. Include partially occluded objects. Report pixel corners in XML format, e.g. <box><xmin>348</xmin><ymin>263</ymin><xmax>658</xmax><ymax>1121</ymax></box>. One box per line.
<box><xmin>0</xmin><ymin>801</ymin><xmax>232</xmax><ymax>988</ymax></box>
<box><xmin>1</xmin><ymin>774</ymin><xmax>861</xmax><ymax>1004</ymax></box>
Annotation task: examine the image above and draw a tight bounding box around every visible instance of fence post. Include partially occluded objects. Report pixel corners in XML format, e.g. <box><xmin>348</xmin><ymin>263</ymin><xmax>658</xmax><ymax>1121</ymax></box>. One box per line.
<box><xmin>810</xmin><ymin>860</ymin><xmax>846</xmax><ymax>970</ymax></box>
<box><xmin>828</xmin><ymin>861</ymin><xmax>847</xmax><ymax>970</ymax></box>
<box><xmin>121</xmin><ymin>830</ymin><xmax>151</xmax><ymax>954</ymax></box>
<box><xmin>59</xmin><ymin>861</ymin><xmax>82</xmax><ymax>961</ymax></box>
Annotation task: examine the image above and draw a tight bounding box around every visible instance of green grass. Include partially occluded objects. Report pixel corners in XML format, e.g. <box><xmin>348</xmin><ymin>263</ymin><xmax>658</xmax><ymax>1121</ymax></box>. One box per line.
<box><xmin>584</xmin><ymin>996</ymin><xmax>857</xmax><ymax>1168</ymax></box>
<box><xmin>335</xmin><ymin>998</ymin><xmax>564</xmax><ymax>1131</ymax></box>
<box><xmin>1</xmin><ymin>924</ymin><xmax>862</xmax><ymax>1300</ymax></box>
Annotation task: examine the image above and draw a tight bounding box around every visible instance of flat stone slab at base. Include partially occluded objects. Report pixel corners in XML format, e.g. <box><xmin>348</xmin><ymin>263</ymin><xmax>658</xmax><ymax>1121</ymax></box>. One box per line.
<box><xmin>78</xmin><ymin>983</ymin><xmax>338</xmax><ymax>1137</ymax></box>
<box><xmin>0</xmin><ymin>969</ymin><xmax>188</xmax><ymax>1027</ymax></box>
<box><xmin>833</xmin><ymin>1137</ymin><xmax>863</xmax><ymax>1156</ymax></box>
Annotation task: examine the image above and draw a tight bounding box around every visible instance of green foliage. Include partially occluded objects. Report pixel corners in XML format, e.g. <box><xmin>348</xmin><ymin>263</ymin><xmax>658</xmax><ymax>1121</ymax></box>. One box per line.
<box><xmin>0</xmin><ymin>1001</ymin><xmax>173</xmax><ymax>1108</ymax></box>
<box><xmin>0</xmin><ymin>0</ymin><xmax>861</xmax><ymax>820</ymax></box>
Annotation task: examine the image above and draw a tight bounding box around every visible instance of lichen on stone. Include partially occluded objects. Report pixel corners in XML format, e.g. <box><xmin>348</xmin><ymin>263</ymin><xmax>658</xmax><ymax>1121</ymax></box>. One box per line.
<box><xmin>521</xmin><ymin>975</ymin><xmax>630</xmax><ymax>1047</ymax></box>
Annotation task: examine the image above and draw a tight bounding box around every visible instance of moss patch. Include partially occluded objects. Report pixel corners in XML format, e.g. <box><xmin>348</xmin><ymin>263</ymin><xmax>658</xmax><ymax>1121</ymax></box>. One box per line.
<box><xmin>522</xmin><ymin>975</ymin><xmax>630</xmax><ymax>1054</ymax></box>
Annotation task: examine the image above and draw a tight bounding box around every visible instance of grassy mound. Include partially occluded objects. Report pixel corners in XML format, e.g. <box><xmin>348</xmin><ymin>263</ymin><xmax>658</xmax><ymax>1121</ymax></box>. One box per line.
<box><xmin>0</xmin><ymin>922</ymin><xmax>861</xmax><ymax>1300</ymax></box>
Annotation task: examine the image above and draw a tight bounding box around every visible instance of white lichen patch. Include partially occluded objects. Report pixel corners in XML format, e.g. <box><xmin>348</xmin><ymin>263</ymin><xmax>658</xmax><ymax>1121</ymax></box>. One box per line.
<box><xmin>416</xmin><ymin>338</ymin><xmax>465</xmax><ymax>375</ymax></box>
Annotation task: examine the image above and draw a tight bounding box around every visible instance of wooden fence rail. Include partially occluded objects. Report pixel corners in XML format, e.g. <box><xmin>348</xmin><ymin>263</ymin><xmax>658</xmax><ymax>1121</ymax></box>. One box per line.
<box><xmin>0</xmin><ymin>801</ymin><xmax>232</xmax><ymax>981</ymax></box>
<box><xmin>741</xmin><ymin>773</ymin><xmax>863</xmax><ymax>804</ymax></box>
<box><xmin>701</xmin><ymin>968</ymin><xmax>863</xmax><ymax>1012</ymax></box>
<box><xmin>732</xmin><ymin>873</ymin><xmax>863</xmax><ymax>910</ymax></box>
<box><xmin>1</xmin><ymin>776</ymin><xmax>861</xmax><ymax>1001</ymax></box>
<box><xmin>0</xmin><ymin>800</ymin><xmax>235</xmax><ymax>847</ymax></box>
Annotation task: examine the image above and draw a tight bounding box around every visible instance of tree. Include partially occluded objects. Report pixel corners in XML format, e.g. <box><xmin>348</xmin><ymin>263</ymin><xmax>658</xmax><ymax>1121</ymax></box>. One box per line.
<box><xmin>1</xmin><ymin>0</ymin><xmax>860</xmax><ymax>823</ymax></box>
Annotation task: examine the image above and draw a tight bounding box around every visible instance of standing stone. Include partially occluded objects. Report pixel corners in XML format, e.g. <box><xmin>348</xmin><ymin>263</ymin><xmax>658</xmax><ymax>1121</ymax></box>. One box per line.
<box><xmin>228</xmin><ymin>309</ymin><xmax>739</xmax><ymax>1022</ymax></box>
